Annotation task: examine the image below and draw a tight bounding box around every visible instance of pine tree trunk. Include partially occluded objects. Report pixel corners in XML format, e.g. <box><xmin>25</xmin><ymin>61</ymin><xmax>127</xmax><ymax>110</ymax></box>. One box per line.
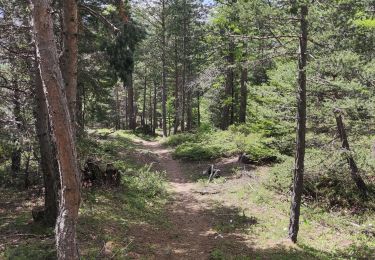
<box><xmin>161</xmin><ymin>0</ymin><xmax>168</xmax><ymax>137</ymax></box>
<box><xmin>186</xmin><ymin>90</ymin><xmax>192</xmax><ymax>131</ymax></box>
<box><xmin>34</xmin><ymin>55</ymin><xmax>59</xmax><ymax>226</ymax></box>
<box><xmin>126</xmin><ymin>73</ymin><xmax>136</xmax><ymax>130</ymax></box>
<box><xmin>222</xmin><ymin>40</ymin><xmax>235</xmax><ymax>130</ymax></box>
<box><xmin>239</xmin><ymin>66</ymin><xmax>248</xmax><ymax>123</ymax></box>
<box><xmin>149</xmin><ymin>80</ymin><xmax>153</xmax><ymax>130</ymax></box>
<box><xmin>30</xmin><ymin>1</ymin><xmax>81</xmax><ymax>258</ymax></box>
<box><xmin>61</xmin><ymin>0</ymin><xmax>78</xmax><ymax>137</ymax></box>
<box><xmin>142</xmin><ymin>75</ymin><xmax>147</xmax><ymax>128</ymax></box>
<box><xmin>197</xmin><ymin>91</ymin><xmax>201</xmax><ymax>127</ymax></box>
<box><xmin>335</xmin><ymin>110</ymin><xmax>368</xmax><ymax>198</ymax></box>
<box><xmin>289</xmin><ymin>4</ymin><xmax>308</xmax><ymax>244</ymax></box>
<box><xmin>11</xmin><ymin>84</ymin><xmax>22</xmax><ymax>175</ymax></box>
<box><xmin>125</xmin><ymin>87</ymin><xmax>129</xmax><ymax>129</ymax></box>
<box><xmin>173</xmin><ymin>39</ymin><xmax>180</xmax><ymax>135</ymax></box>
<box><xmin>153</xmin><ymin>81</ymin><xmax>158</xmax><ymax>135</ymax></box>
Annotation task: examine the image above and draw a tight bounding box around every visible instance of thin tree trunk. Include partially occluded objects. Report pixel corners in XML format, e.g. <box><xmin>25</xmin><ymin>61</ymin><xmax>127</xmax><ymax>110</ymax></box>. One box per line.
<box><xmin>180</xmin><ymin>55</ymin><xmax>186</xmax><ymax>132</ymax></box>
<box><xmin>239</xmin><ymin>65</ymin><xmax>248</xmax><ymax>123</ymax></box>
<box><xmin>24</xmin><ymin>146</ymin><xmax>31</xmax><ymax>189</ymax></box>
<box><xmin>289</xmin><ymin>4</ymin><xmax>308</xmax><ymax>244</ymax></box>
<box><xmin>61</xmin><ymin>0</ymin><xmax>78</xmax><ymax>137</ymax></box>
<box><xmin>33</xmin><ymin>55</ymin><xmax>59</xmax><ymax>226</ymax></box>
<box><xmin>125</xmin><ymin>73</ymin><xmax>136</xmax><ymax>130</ymax></box>
<box><xmin>197</xmin><ymin>91</ymin><xmax>201</xmax><ymax>127</ymax></box>
<box><xmin>30</xmin><ymin>1</ymin><xmax>81</xmax><ymax>258</ymax></box>
<box><xmin>142</xmin><ymin>74</ymin><xmax>147</xmax><ymax>128</ymax></box>
<box><xmin>186</xmin><ymin>90</ymin><xmax>192</xmax><ymax>131</ymax></box>
<box><xmin>335</xmin><ymin>110</ymin><xmax>368</xmax><ymax>198</ymax></box>
<box><xmin>149</xmin><ymin>80</ymin><xmax>153</xmax><ymax>129</ymax></box>
<box><xmin>115</xmin><ymin>85</ymin><xmax>120</xmax><ymax>129</ymax></box>
<box><xmin>11</xmin><ymin>83</ymin><xmax>22</xmax><ymax>175</ymax></box>
<box><xmin>161</xmin><ymin>0</ymin><xmax>168</xmax><ymax>137</ymax></box>
<box><xmin>153</xmin><ymin>81</ymin><xmax>158</xmax><ymax>135</ymax></box>
<box><xmin>222</xmin><ymin>40</ymin><xmax>234</xmax><ymax>130</ymax></box>
<box><xmin>124</xmin><ymin>86</ymin><xmax>128</xmax><ymax>129</ymax></box>
<box><xmin>173</xmin><ymin>38</ymin><xmax>180</xmax><ymax>134</ymax></box>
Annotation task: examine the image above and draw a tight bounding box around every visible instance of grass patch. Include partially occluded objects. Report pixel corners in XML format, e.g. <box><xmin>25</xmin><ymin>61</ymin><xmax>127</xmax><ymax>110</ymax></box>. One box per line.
<box><xmin>166</xmin><ymin>128</ymin><xmax>280</xmax><ymax>163</ymax></box>
<box><xmin>1</xmin><ymin>129</ymin><xmax>169</xmax><ymax>259</ymax></box>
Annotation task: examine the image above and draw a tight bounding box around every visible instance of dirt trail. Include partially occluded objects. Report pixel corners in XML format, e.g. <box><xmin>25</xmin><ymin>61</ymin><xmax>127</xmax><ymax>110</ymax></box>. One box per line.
<box><xmin>128</xmin><ymin>139</ymin><xmax>221</xmax><ymax>259</ymax></box>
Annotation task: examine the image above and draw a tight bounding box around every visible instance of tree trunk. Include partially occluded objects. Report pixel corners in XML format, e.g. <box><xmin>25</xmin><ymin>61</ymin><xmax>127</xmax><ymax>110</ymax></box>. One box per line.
<box><xmin>173</xmin><ymin>38</ymin><xmax>180</xmax><ymax>135</ymax></box>
<box><xmin>289</xmin><ymin>4</ymin><xmax>308</xmax><ymax>244</ymax></box>
<box><xmin>125</xmin><ymin>87</ymin><xmax>128</xmax><ymax>129</ymax></box>
<box><xmin>149</xmin><ymin>80</ymin><xmax>153</xmax><ymax>130</ymax></box>
<box><xmin>115</xmin><ymin>85</ymin><xmax>120</xmax><ymax>129</ymax></box>
<box><xmin>61</xmin><ymin>0</ymin><xmax>78</xmax><ymax>137</ymax></box>
<box><xmin>24</xmin><ymin>146</ymin><xmax>31</xmax><ymax>189</ymax></box>
<box><xmin>186</xmin><ymin>90</ymin><xmax>192</xmax><ymax>131</ymax></box>
<box><xmin>161</xmin><ymin>0</ymin><xmax>168</xmax><ymax>137</ymax></box>
<box><xmin>221</xmin><ymin>40</ymin><xmax>235</xmax><ymax>130</ymax></box>
<box><xmin>34</xmin><ymin>55</ymin><xmax>59</xmax><ymax>227</ymax></box>
<box><xmin>153</xmin><ymin>81</ymin><xmax>158</xmax><ymax>135</ymax></box>
<box><xmin>197</xmin><ymin>91</ymin><xmax>201</xmax><ymax>127</ymax></box>
<box><xmin>11</xmin><ymin>84</ymin><xmax>22</xmax><ymax>175</ymax></box>
<box><xmin>335</xmin><ymin>110</ymin><xmax>368</xmax><ymax>198</ymax></box>
<box><xmin>142</xmin><ymin>74</ymin><xmax>147</xmax><ymax>128</ymax></box>
<box><xmin>30</xmin><ymin>1</ymin><xmax>81</xmax><ymax>258</ymax></box>
<box><xmin>125</xmin><ymin>73</ymin><xmax>136</xmax><ymax>130</ymax></box>
<box><xmin>239</xmin><ymin>66</ymin><xmax>248</xmax><ymax>123</ymax></box>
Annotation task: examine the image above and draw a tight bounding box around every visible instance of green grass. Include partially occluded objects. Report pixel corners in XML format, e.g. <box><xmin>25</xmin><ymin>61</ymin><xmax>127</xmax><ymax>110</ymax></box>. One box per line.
<box><xmin>165</xmin><ymin>129</ymin><xmax>280</xmax><ymax>163</ymax></box>
<box><xmin>211</xmin><ymin>166</ymin><xmax>375</xmax><ymax>260</ymax></box>
<box><xmin>1</xmin><ymin>129</ymin><xmax>169</xmax><ymax>260</ymax></box>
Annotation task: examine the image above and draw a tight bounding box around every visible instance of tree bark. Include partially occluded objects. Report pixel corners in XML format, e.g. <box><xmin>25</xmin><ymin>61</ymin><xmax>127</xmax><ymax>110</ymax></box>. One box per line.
<box><xmin>221</xmin><ymin>40</ymin><xmax>235</xmax><ymax>130</ymax></box>
<box><xmin>239</xmin><ymin>66</ymin><xmax>248</xmax><ymax>123</ymax></box>
<box><xmin>61</xmin><ymin>0</ymin><xmax>78</xmax><ymax>137</ymax></box>
<box><xmin>289</xmin><ymin>4</ymin><xmax>308</xmax><ymax>244</ymax></box>
<box><xmin>125</xmin><ymin>73</ymin><xmax>136</xmax><ymax>130</ymax></box>
<box><xmin>161</xmin><ymin>0</ymin><xmax>168</xmax><ymax>137</ymax></box>
<box><xmin>142</xmin><ymin>74</ymin><xmax>147</xmax><ymax>128</ymax></box>
<box><xmin>173</xmin><ymin>38</ymin><xmax>180</xmax><ymax>134</ymax></box>
<box><xmin>34</xmin><ymin>55</ymin><xmax>59</xmax><ymax>226</ymax></box>
<box><xmin>30</xmin><ymin>1</ymin><xmax>81</xmax><ymax>258</ymax></box>
<box><xmin>149</xmin><ymin>80</ymin><xmax>153</xmax><ymax>130</ymax></box>
<box><xmin>124</xmin><ymin>87</ymin><xmax>129</xmax><ymax>129</ymax></box>
<box><xmin>197</xmin><ymin>91</ymin><xmax>201</xmax><ymax>127</ymax></box>
<box><xmin>186</xmin><ymin>90</ymin><xmax>192</xmax><ymax>131</ymax></box>
<box><xmin>335</xmin><ymin>110</ymin><xmax>368</xmax><ymax>198</ymax></box>
<box><xmin>11</xmin><ymin>83</ymin><xmax>22</xmax><ymax>175</ymax></box>
<box><xmin>153</xmin><ymin>81</ymin><xmax>158</xmax><ymax>135</ymax></box>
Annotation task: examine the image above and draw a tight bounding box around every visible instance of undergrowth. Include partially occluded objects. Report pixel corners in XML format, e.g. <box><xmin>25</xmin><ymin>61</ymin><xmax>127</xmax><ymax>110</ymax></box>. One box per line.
<box><xmin>267</xmin><ymin>135</ymin><xmax>375</xmax><ymax>210</ymax></box>
<box><xmin>1</xmin><ymin>129</ymin><xmax>168</xmax><ymax>259</ymax></box>
<box><xmin>165</xmin><ymin>125</ymin><xmax>281</xmax><ymax>163</ymax></box>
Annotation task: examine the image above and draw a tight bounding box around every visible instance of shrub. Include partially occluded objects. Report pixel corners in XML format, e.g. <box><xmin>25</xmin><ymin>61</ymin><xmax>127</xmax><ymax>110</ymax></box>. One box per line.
<box><xmin>171</xmin><ymin>130</ymin><xmax>281</xmax><ymax>163</ymax></box>
<box><xmin>164</xmin><ymin>133</ymin><xmax>199</xmax><ymax>147</ymax></box>
<box><xmin>268</xmin><ymin>139</ymin><xmax>375</xmax><ymax>209</ymax></box>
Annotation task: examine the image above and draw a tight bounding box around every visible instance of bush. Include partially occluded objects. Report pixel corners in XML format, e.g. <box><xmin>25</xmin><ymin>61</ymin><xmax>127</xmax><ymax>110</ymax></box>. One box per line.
<box><xmin>164</xmin><ymin>133</ymin><xmax>199</xmax><ymax>147</ymax></box>
<box><xmin>173</xmin><ymin>142</ymin><xmax>223</xmax><ymax>161</ymax></box>
<box><xmin>170</xmin><ymin>129</ymin><xmax>281</xmax><ymax>163</ymax></box>
<box><xmin>268</xmin><ymin>140</ymin><xmax>375</xmax><ymax>209</ymax></box>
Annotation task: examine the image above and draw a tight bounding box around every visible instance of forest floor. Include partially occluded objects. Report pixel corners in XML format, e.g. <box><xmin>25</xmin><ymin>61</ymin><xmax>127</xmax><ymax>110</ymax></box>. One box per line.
<box><xmin>1</xmin><ymin>130</ymin><xmax>374</xmax><ymax>259</ymax></box>
<box><xmin>122</xmin><ymin>137</ymin><xmax>374</xmax><ymax>260</ymax></box>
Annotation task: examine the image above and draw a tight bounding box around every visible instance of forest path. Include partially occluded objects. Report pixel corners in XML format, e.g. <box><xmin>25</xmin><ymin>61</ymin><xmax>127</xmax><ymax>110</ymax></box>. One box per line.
<box><xmin>127</xmin><ymin>138</ymin><xmax>253</xmax><ymax>259</ymax></box>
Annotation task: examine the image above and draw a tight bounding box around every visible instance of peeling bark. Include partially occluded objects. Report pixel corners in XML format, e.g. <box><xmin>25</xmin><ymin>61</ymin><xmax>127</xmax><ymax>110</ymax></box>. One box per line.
<box><xmin>29</xmin><ymin>0</ymin><xmax>81</xmax><ymax>258</ymax></box>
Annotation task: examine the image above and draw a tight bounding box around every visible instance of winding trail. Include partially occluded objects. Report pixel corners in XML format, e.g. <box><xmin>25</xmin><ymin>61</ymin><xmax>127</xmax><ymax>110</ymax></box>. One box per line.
<box><xmin>130</xmin><ymin>139</ymin><xmax>219</xmax><ymax>259</ymax></box>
